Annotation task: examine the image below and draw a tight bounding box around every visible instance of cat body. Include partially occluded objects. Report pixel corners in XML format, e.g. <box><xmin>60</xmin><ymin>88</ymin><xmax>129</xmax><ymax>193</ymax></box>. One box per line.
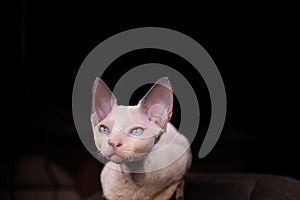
<box><xmin>91</xmin><ymin>78</ymin><xmax>192</xmax><ymax>200</ymax></box>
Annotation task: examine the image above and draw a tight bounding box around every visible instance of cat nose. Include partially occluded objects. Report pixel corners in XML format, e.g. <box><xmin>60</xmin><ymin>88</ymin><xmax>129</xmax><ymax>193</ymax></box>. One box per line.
<box><xmin>108</xmin><ymin>138</ymin><xmax>122</xmax><ymax>148</ymax></box>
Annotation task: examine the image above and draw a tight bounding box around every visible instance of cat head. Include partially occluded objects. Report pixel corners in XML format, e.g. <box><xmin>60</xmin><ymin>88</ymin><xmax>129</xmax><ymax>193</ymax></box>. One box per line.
<box><xmin>91</xmin><ymin>77</ymin><xmax>173</xmax><ymax>164</ymax></box>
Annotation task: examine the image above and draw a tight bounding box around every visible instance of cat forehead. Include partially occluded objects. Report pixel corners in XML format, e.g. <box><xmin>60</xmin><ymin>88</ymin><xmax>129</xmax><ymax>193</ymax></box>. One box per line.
<box><xmin>112</xmin><ymin>105</ymin><xmax>138</xmax><ymax>115</ymax></box>
<box><xmin>102</xmin><ymin>105</ymin><xmax>148</xmax><ymax>126</ymax></box>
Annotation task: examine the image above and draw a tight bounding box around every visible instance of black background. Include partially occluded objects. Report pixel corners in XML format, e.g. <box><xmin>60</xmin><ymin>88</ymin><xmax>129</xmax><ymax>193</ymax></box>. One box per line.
<box><xmin>1</xmin><ymin>1</ymin><xmax>299</xmax><ymax>198</ymax></box>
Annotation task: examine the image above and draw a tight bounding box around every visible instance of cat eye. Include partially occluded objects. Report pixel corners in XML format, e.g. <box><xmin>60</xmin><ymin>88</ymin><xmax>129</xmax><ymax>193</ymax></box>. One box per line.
<box><xmin>99</xmin><ymin>125</ymin><xmax>109</xmax><ymax>134</ymax></box>
<box><xmin>130</xmin><ymin>127</ymin><xmax>144</xmax><ymax>136</ymax></box>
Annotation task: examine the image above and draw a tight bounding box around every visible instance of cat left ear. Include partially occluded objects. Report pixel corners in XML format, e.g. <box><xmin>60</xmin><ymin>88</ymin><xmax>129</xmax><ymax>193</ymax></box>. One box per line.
<box><xmin>138</xmin><ymin>77</ymin><xmax>173</xmax><ymax>128</ymax></box>
<box><xmin>91</xmin><ymin>78</ymin><xmax>117</xmax><ymax>124</ymax></box>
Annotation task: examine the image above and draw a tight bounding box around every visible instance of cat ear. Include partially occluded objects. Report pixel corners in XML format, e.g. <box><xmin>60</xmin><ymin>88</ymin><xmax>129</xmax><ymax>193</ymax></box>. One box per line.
<box><xmin>138</xmin><ymin>77</ymin><xmax>173</xmax><ymax>128</ymax></box>
<box><xmin>91</xmin><ymin>78</ymin><xmax>117</xmax><ymax>124</ymax></box>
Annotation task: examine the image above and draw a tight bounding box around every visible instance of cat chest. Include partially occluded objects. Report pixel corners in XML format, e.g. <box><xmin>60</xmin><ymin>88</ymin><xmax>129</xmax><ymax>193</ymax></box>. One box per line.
<box><xmin>101</xmin><ymin>169</ymin><xmax>173</xmax><ymax>199</ymax></box>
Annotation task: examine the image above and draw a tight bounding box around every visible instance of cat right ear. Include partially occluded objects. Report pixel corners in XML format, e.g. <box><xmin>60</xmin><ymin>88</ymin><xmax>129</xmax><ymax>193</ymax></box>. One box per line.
<box><xmin>138</xmin><ymin>77</ymin><xmax>173</xmax><ymax>128</ymax></box>
<box><xmin>91</xmin><ymin>78</ymin><xmax>117</xmax><ymax>125</ymax></box>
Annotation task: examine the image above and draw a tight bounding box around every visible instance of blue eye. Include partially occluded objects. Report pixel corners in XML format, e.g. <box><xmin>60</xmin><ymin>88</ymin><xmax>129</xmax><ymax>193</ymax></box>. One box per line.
<box><xmin>99</xmin><ymin>125</ymin><xmax>109</xmax><ymax>134</ymax></box>
<box><xmin>131</xmin><ymin>127</ymin><xmax>144</xmax><ymax>136</ymax></box>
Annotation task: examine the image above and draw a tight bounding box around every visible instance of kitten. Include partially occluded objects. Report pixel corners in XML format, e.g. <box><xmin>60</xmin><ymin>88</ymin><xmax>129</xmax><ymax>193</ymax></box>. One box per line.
<box><xmin>91</xmin><ymin>77</ymin><xmax>192</xmax><ymax>200</ymax></box>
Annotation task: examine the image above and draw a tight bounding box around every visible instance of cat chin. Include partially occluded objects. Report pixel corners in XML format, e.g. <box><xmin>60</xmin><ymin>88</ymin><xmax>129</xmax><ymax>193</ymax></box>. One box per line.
<box><xmin>105</xmin><ymin>151</ymin><xmax>149</xmax><ymax>164</ymax></box>
<box><xmin>108</xmin><ymin>155</ymin><xmax>145</xmax><ymax>164</ymax></box>
<box><xmin>109</xmin><ymin>154</ymin><xmax>126</xmax><ymax>164</ymax></box>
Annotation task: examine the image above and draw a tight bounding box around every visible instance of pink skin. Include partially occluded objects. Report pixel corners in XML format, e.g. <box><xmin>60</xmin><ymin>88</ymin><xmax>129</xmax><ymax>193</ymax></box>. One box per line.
<box><xmin>91</xmin><ymin>77</ymin><xmax>191</xmax><ymax>200</ymax></box>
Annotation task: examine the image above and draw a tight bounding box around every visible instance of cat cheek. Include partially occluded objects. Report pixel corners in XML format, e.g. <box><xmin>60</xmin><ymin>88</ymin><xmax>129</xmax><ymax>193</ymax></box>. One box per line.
<box><xmin>135</xmin><ymin>140</ymin><xmax>154</xmax><ymax>153</ymax></box>
<box><xmin>94</xmin><ymin>134</ymin><xmax>107</xmax><ymax>149</ymax></box>
<box><xmin>94</xmin><ymin>139</ymin><xmax>103</xmax><ymax>150</ymax></box>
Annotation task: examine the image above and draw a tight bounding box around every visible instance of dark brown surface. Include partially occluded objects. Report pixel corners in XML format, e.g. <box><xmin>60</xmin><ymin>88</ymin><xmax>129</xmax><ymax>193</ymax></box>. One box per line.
<box><xmin>91</xmin><ymin>173</ymin><xmax>300</xmax><ymax>200</ymax></box>
<box><xmin>184</xmin><ymin>173</ymin><xmax>300</xmax><ymax>200</ymax></box>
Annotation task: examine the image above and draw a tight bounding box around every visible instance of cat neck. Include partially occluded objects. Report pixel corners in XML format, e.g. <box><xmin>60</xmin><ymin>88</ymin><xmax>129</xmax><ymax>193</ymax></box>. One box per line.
<box><xmin>120</xmin><ymin>157</ymin><xmax>147</xmax><ymax>173</ymax></box>
<box><xmin>119</xmin><ymin>158</ymin><xmax>148</xmax><ymax>184</ymax></box>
